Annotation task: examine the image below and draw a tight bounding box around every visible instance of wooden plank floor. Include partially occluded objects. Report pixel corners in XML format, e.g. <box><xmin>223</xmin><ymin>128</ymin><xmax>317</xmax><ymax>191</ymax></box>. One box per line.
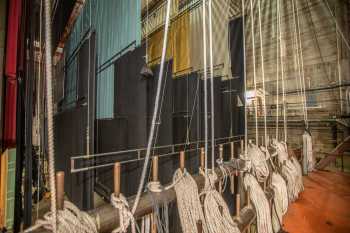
<box><xmin>283</xmin><ymin>171</ymin><xmax>350</xmax><ymax>233</ymax></box>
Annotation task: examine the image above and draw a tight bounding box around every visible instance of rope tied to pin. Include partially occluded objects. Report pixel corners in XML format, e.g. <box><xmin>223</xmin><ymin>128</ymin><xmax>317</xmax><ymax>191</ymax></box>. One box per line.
<box><xmin>24</xmin><ymin>201</ymin><xmax>98</xmax><ymax>233</ymax></box>
<box><xmin>111</xmin><ymin>193</ymin><xmax>136</xmax><ymax>233</ymax></box>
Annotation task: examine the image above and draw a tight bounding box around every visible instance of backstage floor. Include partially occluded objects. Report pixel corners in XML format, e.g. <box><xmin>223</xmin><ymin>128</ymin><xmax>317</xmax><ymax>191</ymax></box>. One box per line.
<box><xmin>283</xmin><ymin>170</ymin><xmax>350</xmax><ymax>233</ymax></box>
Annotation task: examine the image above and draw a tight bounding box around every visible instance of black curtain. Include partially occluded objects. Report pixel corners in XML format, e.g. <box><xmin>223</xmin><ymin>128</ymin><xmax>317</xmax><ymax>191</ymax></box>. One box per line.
<box><xmin>54</xmin><ymin>32</ymin><xmax>96</xmax><ymax>210</ymax></box>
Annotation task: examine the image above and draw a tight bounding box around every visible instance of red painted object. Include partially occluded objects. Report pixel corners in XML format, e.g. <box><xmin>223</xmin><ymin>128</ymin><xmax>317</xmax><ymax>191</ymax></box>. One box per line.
<box><xmin>3</xmin><ymin>0</ymin><xmax>22</xmax><ymax>148</ymax></box>
<box><xmin>3</xmin><ymin>79</ymin><xmax>17</xmax><ymax>148</ymax></box>
<box><xmin>4</xmin><ymin>0</ymin><xmax>22</xmax><ymax>78</ymax></box>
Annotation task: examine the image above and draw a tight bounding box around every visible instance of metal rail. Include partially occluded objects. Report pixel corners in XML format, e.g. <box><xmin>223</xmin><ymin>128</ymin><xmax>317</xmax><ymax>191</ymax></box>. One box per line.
<box><xmin>70</xmin><ymin>135</ymin><xmax>244</xmax><ymax>173</ymax></box>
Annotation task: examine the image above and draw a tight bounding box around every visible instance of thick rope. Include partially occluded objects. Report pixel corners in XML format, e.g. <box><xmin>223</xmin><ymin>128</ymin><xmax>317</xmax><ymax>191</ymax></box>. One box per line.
<box><xmin>272</xmin><ymin>140</ymin><xmax>303</xmax><ymax>202</ymax></box>
<box><xmin>245</xmin><ymin>143</ymin><xmax>269</xmax><ymax>183</ymax></box>
<box><xmin>270</xmin><ymin>172</ymin><xmax>288</xmax><ymax>233</ymax></box>
<box><xmin>44</xmin><ymin>0</ymin><xmax>57</xmax><ymax>231</ymax></box>
<box><xmin>303</xmin><ymin>131</ymin><xmax>315</xmax><ymax>172</ymax></box>
<box><xmin>173</xmin><ymin>169</ymin><xmax>209</xmax><ymax>233</ymax></box>
<box><xmin>25</xmin><ymin>201</ymin><xmax>98</xmax><ymax>233</ymax></box>
<box><xmin>243</xmin><ymin>174</ymin><xmax>273</xmax><ymax>233</ymax></box>
<box><xmin>111</xmin><ymin>193</ymin><xmax>136</xmax><ymax>233</ymax></box>
<box><xmin>203</xmin><ymin>190</ymin><xmax>240</xmax><ymax>233</ymax></box>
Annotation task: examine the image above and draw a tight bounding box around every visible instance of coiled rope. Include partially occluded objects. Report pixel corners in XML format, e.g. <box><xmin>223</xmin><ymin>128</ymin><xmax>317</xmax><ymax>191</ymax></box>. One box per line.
<box><xmin>243</xmin><ymin>174</ymin><xmax>273</xmax><ymax>233</ymax></box>
<box><xmin>246</xmin><ymin>143</ymin><xmax>269</xmax><ymax>183</ymax></box>
<box><xmin>203</xmin><ymin>190</ymin><xmax>240</xmax><ymax>233</ymax></box>
<box><xmin>272</xmin><ymin>140</ymin><xmax>302</xmax><ymax>202</ymax></box>
<box><xmin>173</xmin><ymin>169</ymin><xmax>209</xmax><ymax>233</ymax></box>
<box><xmin>25</xmin><ymin>201</ymin><xmax>98</xmax><ymax>233</ymax></box>
<box><xmin>270</xmin><ymin>172</ymin><xmax>288</xmax><ymax>233</ymax></box>
<box><xmin>110</xmin><ymin>194</ymin><xmax>136</xmax><ymax>233</ymax></box>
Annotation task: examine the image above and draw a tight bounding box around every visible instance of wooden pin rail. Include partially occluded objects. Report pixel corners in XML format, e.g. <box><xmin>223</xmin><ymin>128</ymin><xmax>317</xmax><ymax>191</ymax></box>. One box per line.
<box><xmin>31</xmin><ymin>153</ymin><xmax>256</xmax><ymax>233</ymax></box>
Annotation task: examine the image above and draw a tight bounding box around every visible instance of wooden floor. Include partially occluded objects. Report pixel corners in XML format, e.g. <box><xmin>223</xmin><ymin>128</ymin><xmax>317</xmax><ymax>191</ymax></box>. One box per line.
<box><xmin>283</xmin><ymin>171</ymin><xmax>350</xmax><ymax>233</ymax></box>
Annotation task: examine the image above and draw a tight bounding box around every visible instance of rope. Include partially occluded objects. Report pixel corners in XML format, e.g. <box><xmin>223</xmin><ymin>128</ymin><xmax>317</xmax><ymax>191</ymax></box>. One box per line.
<box><xmin>208</xmin><ymin>0</ymin><xmax>215</xmax><ymax>171</ymax></box>
<box><xmin>277</xmin><ymin>0</ymin><xmax>287</xmax><ymax>142</ymax></box>
<box><xmin>202</xmin><ymin>0</ymin><xmax>209</xmax><ymax>175</ymax></box>
<box><xmin>272</xmin><ymin>140</ymin><xmax>302</xmax><ymax>202</ymax></box>
<box><xmin>44</xmin><ymin>0</ymin><xmax>58</xmax><ymax>231</ymax></box>
<box><xmin>203</xmin><ymin>190</ymin><xmax>240</xmax><ymax>233</ymax></box>
<box><xmin>111</xmin><ymin>194</ymin><xmax>136</xmax><ymax>233</ymax></box>
<box><xmin>24</xmin><ymin>201</ymin><xmax>98</xmax><ymax>233</ymax></box>
<box><xmin>249</xmin><ymin>0</ymin><xmax>259</xmax><ymax>145</ymax></box>
<box><xmin>173</xmin><ymin>169</ymin><xmax>209</xmax><ymax>233</ymax></box>
<box><xmin>243</xmin><ymin>173</ymin><xmax>273</xmax><ymax>233</ymax></box>
<box><xmin>270</xmin><ymin>172</ymin><xmax>288</xmax><ymax>233</ymax></box>
<box><xmin>302</xmin><ymin>131</ymin><xmax>314</xmax><ymax>172</ymax></box>
<box><xmin>241</xmin><ymin>0</ymin><xmax>248</xmax><ymax>158</ymax></box>
<box><xmin>245</xmin><ymin>143</ymin><xmax>269</xmax><ymax>183</ymax></box>
<box><xmin>132</xmin><ymin>0</ymin><xmax>172</xmax><ymax>215</ymax></box>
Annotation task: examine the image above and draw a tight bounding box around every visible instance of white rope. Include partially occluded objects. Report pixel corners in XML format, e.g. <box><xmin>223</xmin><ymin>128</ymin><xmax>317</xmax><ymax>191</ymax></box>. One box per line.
<box><xmin>173</xmin><ymin>169</ymin><xmax>209</xmax><ymax>233</ymax></box>
<box><xmin>243</xmin><ymin>174</ymin><xmax>273</xmax><ymax>233</ymax></box>
<box><xmin>245</xmin><ymin>143</ymin><xmax>269</xmax><ymax>183</ymax></box>
<box><xmin>272</xmin><ymin>140</ymin><xmax>302</xmax><ymax>202</ymax></box>
<box><xmin>249</xmin><ymin>0</ymin><xmax>259</xmax><ymax>144</ymax></box>
<box><xmin>208</xmin><ymin>0</ymin><xmax>215</xmax><ymax>171</ymax></box>
<box><xmin>202</xmin><ymin>0</ymin><xmax>209</xmax><ymax>175</ymax></box>
<box><xmin>241</xmin><ymin>0</ymin><xmax>248</xmax><ymax>157</ymax></box>
<box><xmin>270</xmin><ymin>172</ymin><xmax>288</xmax><ymax>233</ymax></box>
<box><xmin>25</xmin><ymin>201</ymin><xmax>98</xmax><ymax>233</ymax></box>
<box><xmin>44</xmin><ymin>0</ymin><xmax>58</xmax><ymax>231</ymax></box>
<box><xmin>291</xmin><ymin>156</ymin><xmax>304</xmax><ymax>193</ymax></box>
<box><xmin>302</xmin><ymin>131</ymin><xmax>314</xmax><ymax>172</ymax></box>
<box><xmin>277</xmin><ymin>0</ymin><xmax>287</xmax><ymax>142</ymax></box>
<box><xmin>203</xmin><ymin>190</ymin><xmax>240</xmax><ymax>233</ymax></box>
<box><xmin>132</xmin><ymin>0</ymin><xmax>172</xmax><ymax>215</ymax></box>
<box><xmin>111</xmin><ymin>193</ymin><xmax>136</xmax><ymax>233</ymax></box>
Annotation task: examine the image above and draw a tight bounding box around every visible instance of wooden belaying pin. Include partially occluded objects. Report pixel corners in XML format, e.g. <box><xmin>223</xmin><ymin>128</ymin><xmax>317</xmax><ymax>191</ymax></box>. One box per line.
<box><xmin>230</xmin><ymin>142</ymin><xmax>234</xmax><ymax>160</ymax></box>
<box><xmin>200</xmin><ymin>148</ymin><xmax>205</xmax><ymax>170</ymax></box>
<box><xmin>219</xmin><ymin>144</ymin><xmax>223</xmax><ymax>160</ymax></box>
<box><xmin>152</xmin><ymin>156</ymin><xmax>159</xmax><ymax>182</ymax></box>
<box><xmin>56</xmin><ymin>171</ymin><xmax>65</xmax><ymax>210</ymax></box>
<box><xmin>196</xmin><ymin>220</ymin><xmax>203</xmax><ymax>233</ymax></box>
<box><xmin>180</xmin><ymin>151</ymin><xmax>185</xmax><ymax>172</ymax></box>
<box><xmin>240</xmin><ymin>140</ymin><xmax>244</xmax><ymax>153</ymax></box>
<box><xmin>236</xmin><ymin>194</ymin><xmax>240</xmax><ymax>218</ymax></box>
<box><xmin>246</xmin><ymin>186</ymin><xmax>251</xmax><ymax>207</ymax></box>
<box><xmin>114</xmin><ymin>162</ymin><xmax>121</xmax><ymax>197</ymax></box>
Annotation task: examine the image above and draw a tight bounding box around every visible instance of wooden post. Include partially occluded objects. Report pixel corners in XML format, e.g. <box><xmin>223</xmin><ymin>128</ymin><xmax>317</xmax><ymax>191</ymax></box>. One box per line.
<box><xmin>236</xmin><ymin>194</ymin><xmax>240</xmax><ymax>218</ymax></box>
<box><xmin>152</xmin><ymin>156</ymin><xmax>159</xmax><ymax>182</ymax></box>
<box><xmin>56</xmin><ymin>171</ymin><xmax>65</xmax><ymax>210</ymax></box>
<box><xmin>230</xmin><ymin>142</ymin><xmax>234</xmax><ymax>160</ymax></box>
<box><xmin>196</xmin><ymin>220</ymin><xmax>203</xmax><ymax>233</ymax></box>
<box><xmin>246</xmin><ymin>187</ymin><xmax>251</xmax><ymax>207</ymax></box>
<box><xmin>240</xmin><ymin>140</ymin><xmax>244</xmax><ymax>154</ymax></box>
<box><xmin>219</xmin><ymin>144</ymin><xmax>223</xmax><ymax>160</ymax></box>
<box><xmin>200</xmin><ymin>148</ymin><xmax>205</xmax><ymax>170</ymax></box>
<box><xmin>180</xmin><ymin>151</ymin><xmax>185</xmax><ymax>172</ymax></box>
<box><xmin>114</xmin><ymin>162</ymin><xmax>121</xmax><ymax>197</ymax></box>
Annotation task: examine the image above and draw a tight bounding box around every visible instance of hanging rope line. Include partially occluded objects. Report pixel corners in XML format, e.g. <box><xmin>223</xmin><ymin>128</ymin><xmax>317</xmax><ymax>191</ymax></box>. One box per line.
<box><xmin>257</xmin><ymin>0</ymin><xmax>267</xmax><ymax>149</ymax></box>
<box><xmin>44</xmin><ymin>0</ymin><xmax>58</xmax><ymax>231</ymax></box>
<box><xmin>202</xmin><ymin>0</ymin><xmax>209</xmax><ymax>175</ymax></box>
<box><xmin>242</xmin><ymin>0</ymin><xmax>248</xmax><ymax>157</ymax></box>
<box><xmin>249</xmin><ymin>0</ymin><xmax>259</xmax><ymax>145</ymax></box>
<box><xmin>275</xmin><ymin>0</ymin><xmax>280</xmax><ymax>141</ymax></box>
<box><xmin>277</xmin><ymin>0</ymin><xmax>287</xmax><ymax>142</ymax></box>
<box><xmin>208</xmin><ymin>0</ymin><xmax>215</xmax><ymax>171</ymax></box>
<box><xmin>132</xmin><ymin>0</ymin><xmax>172</xmax><ymax>215</ymax></box>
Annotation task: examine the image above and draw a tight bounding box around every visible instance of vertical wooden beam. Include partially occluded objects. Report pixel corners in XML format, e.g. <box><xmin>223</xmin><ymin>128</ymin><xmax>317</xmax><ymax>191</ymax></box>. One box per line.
<box><xmin>56</xmin><ymin>171</ymin><xmax>65</xmax><ymax>210</ymax></box>
<box><xmin>114</xmin><ymin>162</ymin><xmax>121</xmax><ymax>197</ymax></box>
